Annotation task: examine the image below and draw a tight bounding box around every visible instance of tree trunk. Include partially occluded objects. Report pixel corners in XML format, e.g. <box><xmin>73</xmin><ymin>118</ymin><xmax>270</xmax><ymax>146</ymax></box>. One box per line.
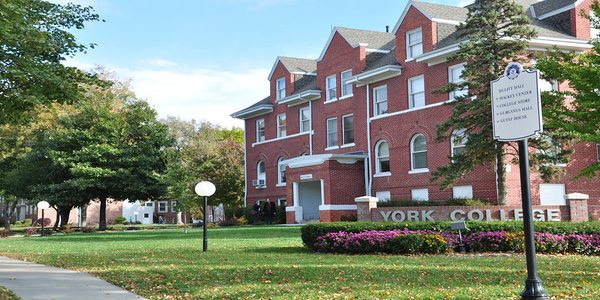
<box><xmin>99</xmin><ymin>195</ymin><xmax>107</xmax><ymax>231</ymax></box>
<box><xmin>79</xmin><ymin>206</ymin><xmax>87</xmax><ymax>227</ymax></box>
<box><xmin>59</xmin><ymin>207</ymin><xmax>71</xmax><ymax>227</ymax></box>
<box><xmin>53</xmin><ymin>207</ymin><xmax>60</xmax><ymax>229</ymax></box>
<box><xmin>496</xmin><ymin>146</ymin><xmax>507</xmax><ymax>205</ymax></box>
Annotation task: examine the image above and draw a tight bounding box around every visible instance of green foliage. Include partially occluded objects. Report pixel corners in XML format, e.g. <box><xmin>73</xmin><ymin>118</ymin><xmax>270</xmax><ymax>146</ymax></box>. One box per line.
<box><xmin>432</xmin><ymin>0</ymin><xmax>570</xmax><ymax>203</ymax></box>
<box><xmin>0</xmin><ymin>0</ymin><xmax>102</xmax><ymax>125</ymax></box>
<box><xmin>113</xmin><ymin>217</ymin><xmax>127</xmax><ymax>224</ymax></box>
<box><xmin>301</xmin><ymin>221</ymin><xmax>600</xmax><ymax>249</ymax></box>
<box><xmin>164</xmin><ymin>118</ymin><xmax>244</xmax><ymax>217</ymax></box>
<box><xmin>536</xmin><ymin>1</ymin><xmax>600</xmax><ymax>178</ymax></box>
<box><xmin>388</xmin><ymin>234</ymin><xmax>449</xmax><ymax>255</ymax></box>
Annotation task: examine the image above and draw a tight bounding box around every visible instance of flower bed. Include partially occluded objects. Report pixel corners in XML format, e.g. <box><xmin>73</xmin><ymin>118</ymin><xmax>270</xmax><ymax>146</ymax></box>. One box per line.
<box><xmin>311</xmin><ymin>228</ymin><xmax>600</xmax><ymax>255</ymax></box>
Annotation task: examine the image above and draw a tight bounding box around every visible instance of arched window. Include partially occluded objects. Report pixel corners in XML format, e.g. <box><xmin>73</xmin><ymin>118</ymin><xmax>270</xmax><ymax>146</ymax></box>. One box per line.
<box><xmin>375</xmin><ymin>141</ymin><xmax>390</xmax><ymax>174</ymax></box>
<box><xmin>256</xmin><ymin>160</ymin><xmax>266</xmax><ymax>187</ymax></box>
<box><xmin>410</xmin><ymin>134</ymin><xmax>427</xmax><ymax>171</ymax></box>
<box><xmin>277</xmin><ymin>157</ymin><xmax>287</xmax><ymax>185</ymax></box>
<box><xmin>451</xmin><ymin>129</ymin><xmax>467</xmax><ymax>157</ymax></box>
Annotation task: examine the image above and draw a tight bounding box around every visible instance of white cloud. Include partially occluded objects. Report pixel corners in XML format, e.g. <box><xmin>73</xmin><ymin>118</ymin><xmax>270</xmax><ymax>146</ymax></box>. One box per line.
<box><xmin>64</xmin><ymin>58</ymin><xmax>269</xmax><ymax>128</ymax></box>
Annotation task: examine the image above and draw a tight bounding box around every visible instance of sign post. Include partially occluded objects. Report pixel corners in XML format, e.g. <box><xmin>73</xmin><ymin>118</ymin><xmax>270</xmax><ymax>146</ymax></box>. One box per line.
<box><xmin>491</xmin><ymin>62</ymin><xmax>549</xmax><ymax>300</ymax></box>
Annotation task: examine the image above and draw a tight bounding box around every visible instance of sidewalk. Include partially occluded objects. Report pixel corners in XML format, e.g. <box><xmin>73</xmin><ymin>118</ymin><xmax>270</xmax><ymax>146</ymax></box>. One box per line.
<box><xmin>0</xmin><ymin>256</ymin><xmax>146</xmax><ymax>300</ymax></box>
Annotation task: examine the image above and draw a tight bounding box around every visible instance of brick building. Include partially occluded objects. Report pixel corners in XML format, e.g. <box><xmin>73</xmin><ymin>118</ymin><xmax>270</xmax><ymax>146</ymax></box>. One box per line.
<box><xmin>232</xmin><ymin>0</ymin><xmax>600</xmax><ymax>224</ymax></box>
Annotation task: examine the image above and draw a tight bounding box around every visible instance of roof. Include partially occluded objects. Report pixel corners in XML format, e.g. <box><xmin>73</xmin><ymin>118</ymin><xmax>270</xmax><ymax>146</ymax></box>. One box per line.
<box><xmin>532</xmin><ymin>0</ymin><xmax>578</xmax><ymax>17</ymax></box>
<box><xmin>364</xmin><ymin>52</ymin><xmax>400</xmax><ymax>72</ymax></box>
<box><xmin>267</xmin><ymin>56</ymin><xmax>316</xmax><ymax>80</ymax></box>
<box><xmin>293</xmin><ymin>74</ymin><xmax>318</xmax><ymax>94</ymax></box>
<box><xmin>412</xmin><ymin>1</ymin><xmax>468</xmax><ymax>21</ymax></box>
<box><xmin>230</xmin><ymin>96</ymin><xmax>273</xmax><ymax>119</ymax></box>
<box><xmin>317</xmin><ymin>27</ymin><xmax>395</xmax><ymax>61</ymax></box>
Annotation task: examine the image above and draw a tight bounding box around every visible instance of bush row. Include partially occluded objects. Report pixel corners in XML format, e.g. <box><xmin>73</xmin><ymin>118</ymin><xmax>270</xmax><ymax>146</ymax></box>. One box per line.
<box><xmin>301</xmin><ymin>221</ymin><xmax>600</xmax><ymax>250</ymax></box>
<box><xmin>313</xmin><ymin>229</ymin><xmax>600</xmax><ymax>255</ymax></box>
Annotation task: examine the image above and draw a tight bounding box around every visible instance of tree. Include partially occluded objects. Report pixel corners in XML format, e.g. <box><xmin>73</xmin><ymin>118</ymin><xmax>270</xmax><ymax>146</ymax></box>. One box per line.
<box><xmin>1</xmin><ymin>77</ymin><xmax>172</xmax><ymax>229</ymax></box>
<box><xmin>0</xmin><ymin>0</ymin><xmax>101</xmax><ymax>124</ymax></box>
<box><xmin>536</xmin><ymin>1</ymin><xmax>600</xmax><ymax>178</ymax></box>
<box><xmin>432</xmin><ymin>0</ymin><xmax>571</xmax><ymax>204</ymax></box>
<box><xmin>164</xmin><ymin>119</ymin><xmax>244</xmax><ymax>220</ymax></box>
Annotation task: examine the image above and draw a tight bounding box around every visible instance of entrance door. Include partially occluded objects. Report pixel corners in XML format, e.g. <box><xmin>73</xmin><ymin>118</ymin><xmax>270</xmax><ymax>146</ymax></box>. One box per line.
<box><xmin>298</xmin><ymin>180</ymin><xmax>321</xmax><ymax>221</ymax></box>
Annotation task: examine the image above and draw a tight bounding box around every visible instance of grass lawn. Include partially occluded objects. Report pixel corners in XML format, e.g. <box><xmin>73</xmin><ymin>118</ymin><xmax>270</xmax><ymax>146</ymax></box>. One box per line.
<box><xmin>0</xmin><ymin>286</ymin><xmax>19</xmax><ymax>300</ymax></box>
<box><xmin>0</xmin><ymin>226</ymin><xmax>599</xmax><ymax>299</ymax></box>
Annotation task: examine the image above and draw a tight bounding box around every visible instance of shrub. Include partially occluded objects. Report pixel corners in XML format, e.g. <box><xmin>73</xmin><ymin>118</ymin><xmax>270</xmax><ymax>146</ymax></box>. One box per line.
<box><xmin>276</xmin><ymin>205</ymin><xmax>286</xmax><ymax>224</ymax></box>
<box><xmin>464</xmin><ymin>232</ymin><xmax>510</xmax><ymax>252</ymax></box>
<box><xmin>388</xmin><ymin>234</ymin><xmax>449</xmax><ymax>255</ymax></box>
<box><xmin>126</xmin><ymin>226</ymin><xmax>141</xmax><ymax>231</ymax></box>
<box><xmin>0</xmin><ymin>229</ymin><xmax>12</xmax><ymax>238</ymax></box>
<box><xmin>122</xmin><ymin>221</ymin><xmax>130</xmax><ymax>225</ymax></box>
<box><xmin>133</xmin><ymin>221</ymin><xmax>142</xmax><ymax>225</ymax></box>
<box><xmin>16</xmin><ymin>219</ymin><xmax>33</xmax><ymax>226</ymax></box>
<box><xmin>34</xmin><ymin>218</ymin><xmax>52</xmax><ymax>226</ymax></box>
<box><xmin>81</xmin><ymin>225</ymin><xmax>96</xmax><ymax>233</ymax></box>
<box><xmin>340</xmin><ymin>214</ymin><xmax>358</xmax><ymax>222</ymax></box>
<box><xmin>114</xmin><ymin>216</ymin><xmax>127</xmax><ymax>224</ymax></box>
<box><xmin>535</xmin><ymin>232</ymin><xmax>568</xmax><ymax>254</ymax></box>
<box><xmin>61</xmin><ymin>224</ymin><xmax>74</xmax><ymax>233</ymax></box>
<box><xmin>25</xmin><ymin>227</ymin><xmax>38</xmax><ymax>236</ymax></box>
<box><xmin>378</xmin><ymin>198</ymin><xmax>491</xmax><ymax>207</ymax></box>
<box><xmin>567</xmin><ymin>234</ymin><xmax>600</xmax><ymax>255</ymax></box>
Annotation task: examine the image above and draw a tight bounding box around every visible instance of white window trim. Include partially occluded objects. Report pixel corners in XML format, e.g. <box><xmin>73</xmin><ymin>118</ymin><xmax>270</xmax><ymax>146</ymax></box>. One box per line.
<box><xmin>252</xmin><ymin>131</ymin><xmax>312</xmax><ymax>147</ymax></box>
<box><xmin>408</xmin><ymin>75</ymin><xmax>425</xmax><ymax>109</ymax></box>
<box><xmin>326</xmin><ymin>117</ymin><xmax>338</xmax><ymax>148</ymax></box>
<box><xmin>277</xmin><ymin>113</ymin><xmax>286</xmax><ymax>138</ymax></box>
<box><xmin>340</xmin><ymin>69</ymin><xmax>353</xmax><ymax>98</ymax></box>
<box><xmin>325</xmin><ymin>146</ymin><xmax>340</xmax><ymax>151</ymax></box>
<box><xmin>340</xmin><ymin>143</ymin><xmax>356</xmax><ymax>149</ymax></box>
<box><xmin>448</xmin><ymin>63</ymin><xmax>467</xmax><ymax>100</ymax></box>
<box><xmin>299</xmin><ymin>107</ymin><xmax>310</xmax><ymax>133</ymax></box>
<box><xmin>325</xmin><ymin>74</ymin><xmax>337</xmax><ymax>101</ymax></box>
<box><xmin>277</xmin><ymin>198</ymin><xmax>287</xmax><ymax>207</ymax></box>
<box><xmin>171</xmin><ymin>201</ymin><xmax>177</xmax><ymax>213</ymax></box>
<box><xmin>376</xmin><ymin>191</ymin><xmax>391</xmax><ymax>202</ymax></box>
<box><xmin>411</xmin><ymin>188</ymin><xmax>429</xmax><ymax>202</ymax></box>
<box><xmin>406</xmin><ymin>27</ymin><xmax>423</xmax><ymax>61</ymax></box>
<box><xmin>375</xmin><ymin>140</ymin><xmax>391</xmax><ymax>175</ymax></box>
<box><xmin>373</xmin><ymin>85</ymin><xmax>388</xmax><ymax>116</ymax></box>
<box><xmin>276</xmin><ymin>77</ymin><xmax>286</xmax><ymax>100</ymax></box>
<box><xmin>257</xmin><ymin>160</ymin><xmax>266</xmax><ymax>188</ymax></box>
<box><xmin>410</xmin><ymin>134</ymin><xmax>428</xmax><ymax>172</ymax></box>
<box><xmin>256</xmin><ymin>118</ymin><xmax>265</xmax><ymax>142</ymax></box>
<box><xmin>451</xmin><ymin>129</ymin><xmax>467</xmax><ymax>158</ymax></box>
<box><xmin>277</xmin><ymin>157</ymin><xmax>287</xmax><ymax>186</ymax></box>
<box><xmin>342</xmin><ymin>113</ymin><xmax>354</xmax><ymax>146</ymax></box>
<box><xmin>158</xmin><ymin>201</ymin><xmax>169</xmax><ymax>213</ymax></box>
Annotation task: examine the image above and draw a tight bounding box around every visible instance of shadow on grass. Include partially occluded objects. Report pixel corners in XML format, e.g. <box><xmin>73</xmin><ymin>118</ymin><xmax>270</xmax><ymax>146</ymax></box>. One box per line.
<box><xmin>251</xmin><ymin>245</ymin><xmax>312</xmax><ymax>254</ymax></box>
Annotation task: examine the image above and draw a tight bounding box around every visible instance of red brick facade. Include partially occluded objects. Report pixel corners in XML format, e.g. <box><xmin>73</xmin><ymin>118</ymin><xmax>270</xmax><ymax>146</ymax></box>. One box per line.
<box><xmin>234</xmin><ymin>1</ymin><xmax>600</xmax><ymax>224</ymax></box>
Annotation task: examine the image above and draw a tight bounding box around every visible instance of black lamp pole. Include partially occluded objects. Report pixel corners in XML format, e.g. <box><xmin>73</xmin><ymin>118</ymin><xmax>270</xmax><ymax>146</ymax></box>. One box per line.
<box><xmin>203</xmin><ymin>196</ymin><xmax>208</xmax><ymax>253</ymax></box>
<box><xmin>518</xmin><ymin>139</ymin><xmax>549</xmax><ymax>300</ymax></box>
<box><xmin>41</xmin><ymin>209</ymin><xmax>45</xmax><ymax>237</ymax></box>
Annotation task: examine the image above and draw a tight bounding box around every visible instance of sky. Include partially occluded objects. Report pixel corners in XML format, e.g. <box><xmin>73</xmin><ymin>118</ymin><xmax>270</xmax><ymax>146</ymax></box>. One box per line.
<box><xmin>54</xmin><ymin>0</ymin><xmax>472</xmax><ymax>128</ymax></box>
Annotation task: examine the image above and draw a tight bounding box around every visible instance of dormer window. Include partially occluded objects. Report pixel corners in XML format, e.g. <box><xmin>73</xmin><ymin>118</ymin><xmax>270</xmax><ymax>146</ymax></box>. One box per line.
<box><xmin>406</xmin><ymin>28</ymin><xmax>423</xmax><ymax>60</ymax></box>
<box><xmin>326</xmin><ymin>74</ymin><xmax>337</xmax><ymax>101</ymax></box>
<box><xmin>276</xmin><ymin>77</ymin><xmax>286</xmax><ymax>100</ymax></box>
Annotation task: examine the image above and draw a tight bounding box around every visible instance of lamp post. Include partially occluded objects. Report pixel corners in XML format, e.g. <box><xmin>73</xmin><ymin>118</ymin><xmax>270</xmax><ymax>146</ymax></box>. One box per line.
<box><xmin>194</xmin><ymin>181</ymin><xmax>216</xmax><ymax>253</ymax></box>
<box><xmin>36</xmin><ymin>201</ymin><xmax>50</xmax><ymax>237</ymax></box>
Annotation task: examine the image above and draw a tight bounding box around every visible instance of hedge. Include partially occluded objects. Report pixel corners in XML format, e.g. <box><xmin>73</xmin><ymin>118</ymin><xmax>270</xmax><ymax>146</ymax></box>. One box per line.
<box><xmin>301</xmin><ymin>221</ymin><xmax>600</xmax><ymax>250</ymax></box>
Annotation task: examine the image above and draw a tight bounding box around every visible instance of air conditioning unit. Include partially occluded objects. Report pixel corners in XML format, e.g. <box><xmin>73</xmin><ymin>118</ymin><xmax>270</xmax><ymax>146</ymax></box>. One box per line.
<box><xmin>252</xmin><ymin>179</ymin><xmax>265</xmax><ymax>187</ymax></box>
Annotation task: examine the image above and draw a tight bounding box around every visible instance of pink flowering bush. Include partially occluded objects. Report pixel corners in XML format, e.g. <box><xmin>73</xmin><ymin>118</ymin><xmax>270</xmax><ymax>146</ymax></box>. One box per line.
<box><xmin>567</xmin><ymin>234</ymin><xmax>600</xmax><ymax>255</ymax></box>
<box><xmin>25</xmin><ymin>227</ymin><xmax>38</xmax><ymax>236</ymax></box>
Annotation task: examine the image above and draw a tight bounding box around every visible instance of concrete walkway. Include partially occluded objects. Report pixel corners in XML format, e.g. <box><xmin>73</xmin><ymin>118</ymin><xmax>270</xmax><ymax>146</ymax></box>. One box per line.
<box><xmin>0</xmin><ymin>256</ymin><xmax>146</xmax><ymax>300</ymax></box>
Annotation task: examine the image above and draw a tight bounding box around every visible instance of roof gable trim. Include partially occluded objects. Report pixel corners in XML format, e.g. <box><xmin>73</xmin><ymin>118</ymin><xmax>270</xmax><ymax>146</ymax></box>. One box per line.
<box><xmin>317</xmin><ymin>28</ymin><xmax>360</xmax><ymax>62</ymax></box>
<box><xmin>535</xmin><ymin>0</ymin><xmax>585</xmax><ymax>20</ymax></box>
<box><xmin>392</xmin><ymin>1</ymin><xmax>432</xmax><ymax>34</ymax></box>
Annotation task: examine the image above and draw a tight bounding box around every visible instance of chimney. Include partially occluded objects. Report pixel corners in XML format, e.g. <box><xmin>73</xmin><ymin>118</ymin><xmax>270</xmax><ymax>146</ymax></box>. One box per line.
<box><xmin>386</xmin><ymin>25</ymin><xmax>390</xmax><ymax>33</ymax></box>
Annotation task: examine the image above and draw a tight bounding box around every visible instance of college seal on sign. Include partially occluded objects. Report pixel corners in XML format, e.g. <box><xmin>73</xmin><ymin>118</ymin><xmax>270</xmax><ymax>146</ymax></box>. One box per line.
<box><xmin>505</xmin><ymin>62</ymin><xmax>522</xmax><ymax>80</ymax></box>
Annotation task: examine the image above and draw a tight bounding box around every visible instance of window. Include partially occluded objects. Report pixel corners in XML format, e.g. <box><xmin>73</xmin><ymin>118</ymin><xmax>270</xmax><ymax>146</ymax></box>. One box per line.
<box><xmin>326</xmin><ymin>75</ymin><xmax>337</xmax><ymax>101</ymax></box>
<box><xmin>171</xmin><ymin>201</ymin><xmax>177</xmax><ymax>212</ymax></box>
<box><xmin>411</xmin><ymin>188</ymin><xmax>429</xmax><ymax>201</ymax></box>
<box><xmin>342</xmin><ymin>114</ymin><xmax>354</xmax><ymax>145</ymax></box>
<box><xmin>449</xmin><ymin>64</ymin><xmax>468</xmax><ymax>99</ymax></box>
<box><xmin>257</xmin><ymin>160</ymin><xmax>266</xmax><ymax>186</ymax></box>
<box><xmin>410</xmin><ymin>134</ymin><xmax>428</xmax><ymax>171</ymax></box>
<box><xmin>277</xmin><ymin>157</ymin><xmax>286</xmax><ymax>185</ymax></box>
<box><xmin>592</xmin><ymin>10</ymin><xmax>599</xmax><ymax>40</ymax></box>
<box><xmin>406</xmin><ymin>28</ymin><xmax>423</xmax><ymax>59</ymax></box>
<box><xmin>452</xmin><ymin>186</ymin><xmax>473</xmax><ymax>199</ymax></box>
<box><xmin>144</xmin><ymin>213</ymin><xmax>149</xmax><ymax>219</ymax></box>
<box><xmin>375</xmin><ymin>141</ymin><xmax>390</xmax><ymax>174</ymax></box>
<box><xmin>597</xmin><ymin>144</ymin><xmax>600</xmax><ymax>162</ymax></box>
<box><xmin>540</xmin><ymin>184</ymin><xmax>566</xmax><ymax>205</ymax></box>
<box><xmin>278</xmin><ymin>198</ymin><xmax>287</xmax><ymax>207</ymax></box>
<box><xmin>276</xmin><ymin>77</ymin><xmax>286</xmax><ymax>100</ymax></box>
<box><xmin>408</xmin><ymin>76</ymin><xmax>425</xmax><ymax>109</ymax></box>
<box><xmin>256</xmin><ymin>119</ymin><xmax>265</xmax><ymax>142</ymax></box>
<box><xmin>326</xmin><ymin>117</ymin><xmax>338</xmax><ymax>148</ymax></box>
<box><xmin>158</xmin><ymin>201</ymin><xmax>168</xmax><ymax>213</ymax></box>
<box><xmin>277</xmin><ymin>113</ymin><xmax>286</xmax><ymax>138</ymax></box>
<box><xmin>145</xmin><ymin>201</ymin><xmax>154</xmax><ymax>207</ymax></box>
<box><xmin>341</xmin><ymin>70</ymin><xmax>353</xmax><ymax>97</ymax></box>
<box><xmin>451</xmin><ymin>129</ymin><xmax>467</xmax><ymax>157</ymax></box>
<box><xmin>299</xmin><ymin>107</ymin><xmax>311</xmax><ymax>133</ymax></box>
<box><xmin>376</xmin><ymin>191</ymin><xmax>391</xmax><ymax>202</ymax></box>
<box><xmin>373</xmin><ymin>85</ymin><xmax>388</xmax><ymax>116</ymax></box>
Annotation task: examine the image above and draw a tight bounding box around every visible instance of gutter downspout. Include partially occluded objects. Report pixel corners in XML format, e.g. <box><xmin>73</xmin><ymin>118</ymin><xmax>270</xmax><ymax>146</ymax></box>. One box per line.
<box><xmin>243</xmin><ymin>129</ymin><xmax>248</xmax><ymax>207</ymax></box>
<box><xmin>309</xmin><ymin>100</ymin><xmax>313</xmax><ymax>155</ymax></box>
<box><xmin>365</xmin><ymin>83</ymin><xmax>373</xmax><ymax>197</ymax></box>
